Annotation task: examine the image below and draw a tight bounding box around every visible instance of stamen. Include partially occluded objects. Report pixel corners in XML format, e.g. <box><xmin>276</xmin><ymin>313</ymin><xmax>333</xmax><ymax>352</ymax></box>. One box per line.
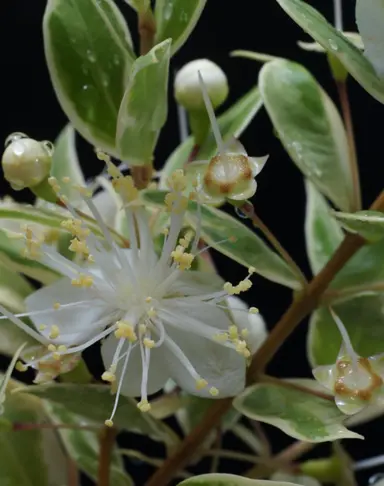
<box><xmin>329</xmin><ymin>307</ymin><xmax>358</xmax><ymax>370</ymax></box>
<box><xmin>0</xmin><ymin>303</ymin><xmax>49</xmax><ymax>344</ymax></box>
<box><xmin>138</xmin><ymin>340</ymin><xmax>151</xmax><ymax>412</ymax></box>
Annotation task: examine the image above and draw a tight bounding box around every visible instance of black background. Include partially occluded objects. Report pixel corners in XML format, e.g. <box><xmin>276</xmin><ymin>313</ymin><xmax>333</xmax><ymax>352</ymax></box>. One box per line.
<box><xmin>0</xmin><ymin>0</ymin><xmax>383</xmax><ymax>484</ymax></box>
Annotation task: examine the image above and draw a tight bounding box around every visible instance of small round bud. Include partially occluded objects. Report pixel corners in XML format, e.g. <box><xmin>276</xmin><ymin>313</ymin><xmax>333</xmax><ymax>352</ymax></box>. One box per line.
<box><xmin>2</xmin><ymin>135</ymin><xmax>53</xmax><ymax>190</ymax></box>
<box><xmin>174</xmin><ymin>59</ymin><xmax>229</xmax><ymax>111</ymax></box>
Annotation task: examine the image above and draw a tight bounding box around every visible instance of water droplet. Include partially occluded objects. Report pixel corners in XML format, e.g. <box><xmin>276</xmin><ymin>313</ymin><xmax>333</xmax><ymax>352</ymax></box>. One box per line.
<box><xmin>101</xmin><ymin>75</ymin><xmax>109</xmax><ymax>87</ymax></box>
<box><xmin>42</xmin><ymin>140</ymin><xmax>54</xmax><ymax>155</ymax></box>
<box><xmin>164</xmin><ymin>0</ymin><xmax>173</xmax><ymax>20</ymax></box>
<box><xmin>235</xmin><ymin>207</ymin><xmax>248</xmax><ymax>219</ymax></box>
<box><xmin>328</xmin><ymin>39</ymin><xmax>339</xmax><ymax>51</ymax></box>
<box><xmin>113</xmin><ymin>54</ymin><xmax>120</xmax><ymax>66</ymax></box>
<box><xmin>86</xmin><ymin>49</ymin><xmax>96</xmax><ymax>63</ymax></box>
<box><xmin>82</xmin><ymin>65</ymin><xmax>89</xmax><ymax>75</ymax></box>
<box><xmin>82</xmin><ymin>84</ymin><xmax>90</xmax><ymax>91</ymax></box>
<box><xmin>4</xmin><ymin>132</ymin><xmax>28</xmax><ymax>147</ymax></box>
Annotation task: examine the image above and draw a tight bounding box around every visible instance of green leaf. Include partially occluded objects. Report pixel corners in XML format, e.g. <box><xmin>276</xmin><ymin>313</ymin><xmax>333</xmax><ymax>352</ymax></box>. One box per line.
<box><xmin>160</xmin><ymin>86</ymin><xmax>262</xmax><ymax>188</ymax></box>
<box><xmin>233</xmin><ymin>383</ymin><xmax>362</xmax><ymax>442</ymax></box>
<box><xmin>141</xmin><ymin>190</ymin><xmax>303</xmax><ymax>289</ymax></box>
<box><xmin>0</xmin><ymin>392</ymin><xmax>49</xmax><ymax>486</ymax></box>
<box><xmin>155</xmin><ymin>0</ymin><xmax>207</xmax><ymax>55</ymax></box>
<box><xmin>275</xmin><ymin>0</ymin><xmax>384</xmax><ymax>103</ymax></box>
<box><xmin>356</xmin><ymin>0</ymin><xmax>384</xmax><ymax>78</ymax></box>
<box><xmin>51</xmin><ymin>124</ymin><xmax>85</xmax><ymax>204</ymax></box>
<box><xmin>116</xmin><ymin>39</ymin><xmax>172</xmax><ymax>165</ymax></box>
<box><xmin>43</xmin><ymin>0</ymin><xmax>135</xmax><ymax>156</ymax></box>
<box><xmin>231</xmin><ymin>50</ymin><xmax>283</xmax><ymax>63</ymax></box>
<box><xmin>308</xmin><ymin>294</ymin><xmax>384</xmax><ymax>366</ymax></box>
<box><xmin>21</xmin><ymin>384</ymin><xmax>179</xmax><ymax>447</ymax></box>
<box><xmin>305</xmin><ymin>182</ymin><xmax>384</xmax><ymax>293</ymax></box>
<box><xmin>0</xmin><ymin>229</ymin><xmax>59</xmax><ymax>285</ymax></box>
<box><xmin>179</xmin><ymin>475</ymin><xmax>304</xmax><ymax>485</ymax></box>
<box><xmin>305</xmin><ymin>181</ymin><xmax>343</xmax><ymax>275</ymax></box>
<box><xmin>334</xmin><ymin>210</ymin><xmax>384</xmax><ymax>242</ymax></box>
<box><xmin>45</xmin><ymin>402</ymin><xmax>133</xmax><ymax>485</ymax></box>
<box><xmin>259</xmin><ymin>60</ymin><xmax>354</xmax><ymax>211</ymax></box>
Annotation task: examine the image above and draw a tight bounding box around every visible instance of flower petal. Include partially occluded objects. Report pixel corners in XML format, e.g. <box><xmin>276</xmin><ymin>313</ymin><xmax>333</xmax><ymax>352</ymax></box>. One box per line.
<box><xmin>164</xmin><ymin>325</ymin><xmax>246</xmax><ymax>398</ymax></box>
<box><xmin>25</xmin><ymin>278</ymin><xmax>111</xmax><ymax>346</ymax></box>
<box><xmin>101</xmin><ymin>335</ymin><xmax>169</xmax><ymax>397</ymax></box>
<box><xmin>312</xmin><ymin>364</ymin><xmax>337</xmax><ymax>392</ymax></box>
<box><xmin>169</xmin><ymin>270</ymin><xmax>224</xmax><ymax>297</ymax></box>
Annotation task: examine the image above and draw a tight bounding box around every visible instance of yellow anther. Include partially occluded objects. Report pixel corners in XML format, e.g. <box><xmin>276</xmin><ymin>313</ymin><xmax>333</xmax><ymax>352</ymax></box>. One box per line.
<box><xmin>105</xmin><ymin>419</ymin><xmax>114</xmax><ymax>427</ymax></box>
<box><xmin>48</xmin><ymin>176</ymin><xmax>60</xmax><ymax>193</ymax></box>
<box><xmin>145</xmin><ymin>297</ymin><xmax>152</xmax><ymax>303</ymax></box>
<box><xmin>39</xmin><ymin>324</ymin><xmax>47</xmax><ymax>331</ymax></box>
<box><xmin>57</xmin><ymin>345</ymin><xmax>67</xmax><ymax>353</ymax></box>
<box><xmin>248</xmin><ymin>266</ymin><xmax>256</xmax><ymax>274</ymax></box>
<box><xmin>62</xmin><ymin>176</ymin><xmax>71</xmax><ymax>183</ymax></box>
<box><xmin>209</xmin><ymin>387</ymin><xmax>219</xmax><ymax>397</ymax></box>
<box><xmin>105</xmin><ymin>159</ymin><xmax>121</xmax><ymax>178</ymax></box>
<box><xmin>69</xmin><ymin>238</ymin><xmax>89</xmax><ymax>256</ymax></box>
<box><xmin>214</xmin><ymin>333</ymin><xmax>228</xmax><ymax>343</ymax></box>
<box><xmin>165</xmin><ymin>192</ymin><xmax>188</xmax><ymax>214</ymax></box>
<box><xmin>237</xmin><ymin>280</ymin><xmax>252</xmax><ymax>292</ymax></box>
<box><xmin>87</xmin><ymin>255</ymin><xmax>95</xmax><ymax>263</ymax></box>
<box><xmin>74</xmin><ymin>184</ymin><xmax>92</xmax><ymax>197</ymax></box>
<box><xmin>223</xmin><ymin>282</ymin><xmax>235</xmax><ymax>295</ymax></box>
<box><xmin>137</xmin><ymin>400</ymin><xmax>151</xmax><ymax>412</ymax></box>
<box><xmin>95</xmin><ymin>149</ymin><xmax>111</xmax><ymax>163</ymax></box>
<box><xmin>228</xmin><ymin>325</ymin><xmax>239</xmax><ymax>340</ymax></box>
<box><xmin>143</xmin><ymin>338</ymin><xmax>155</xmax><ymax>349</ymax></box>
<box><xmin>167</xmin><ymin>169</ymin><xmax>187</xmax><ymax>192</ymax></box>
<box><xmin>52</xmin><ymin>352</ymin><xmax>61</xmax><ymax>361</ymax></box>
<box><xmin>171</xmin><ymin>245</ymin><xmax>194</xmax><ymax>270</ymax></box>
<box><xmin>162</xmin><ymin>228</ymin><xmax>169</xmax><ymax>236</ymax></box>
<box><xmin>61</xmin><ymin>219</ymin><xmax>90</xmax><ymax>240</ymax></box>
<box><xmin>49</xmin><ymin>325</ymin><xmax>60</xmax><ymax>339</ymax></box>
<box><xmin>53</xmin><ymin>302</ymin><xmax>61</xmax><ymax>310</ymax></box>
<box><xmin>196</xmin><ymin>378</ymin><xmax>208</xmax><ymax>390</ymax></box>
<box><xmin>15</xmin><ymin>361</ymin><xmax>27</xmax><ymax>372</ymax></box>
<box><xmin>147</xmin><ymin>307</ymin><xmax>157</xmax><ymax>319</ymax></box>
<box><xmin>71</xmin><ymin>274</ymin><xmax>93</xmax><ymax>288</ymax></box>
<box><xmin>241</xmin><ymin>328</ymin><xmax>249</xmax><ymax>338</ymax></box>
<box><xmin>114</xmin><ymin>321</ymin><xmax>137</xmax><ymax>342</ymax></box>
<box><xmin>43</xmin><ymin>229</ymin><xmax>60</xmax><ymax>244</ymax></box>
<box><xmin>102</xmin><ymin>371</ymin><xmax>116</xmax><ymax>383</ymax></box>
<box><xmin>139</xmin><ymin>323</ymin><xmax>147</xmax><ymax>335</ymax></box>
<box><xmin>48</xmin><ymin>344</ymin><xmax>57</xmax><ymax>352</ymax></box>
<box><xmin>179</xmin><ymin>231</ymin><xmax>194</xmax><ymax>248</ymax></box>
<box><xmin>249</xmin><ymin>307</ymin><xmax>259</xmax><ymax>314</ymax></box>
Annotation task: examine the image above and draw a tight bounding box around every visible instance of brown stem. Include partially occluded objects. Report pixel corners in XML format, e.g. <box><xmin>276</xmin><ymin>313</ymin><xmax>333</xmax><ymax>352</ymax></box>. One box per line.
<box><xmin>241</xmin><ymin>202</ymin><xmax>307</xmax><ymax>287</ymax></box>
<box><xmin>259</xmin><ymin>374</ymin><xmax>333</xmax><ymax>401</ymax></box>
<box><xmin>131</xmin><ymin>165</ymin><xmax>154</xmax><ymax>190</ymax></box>
<box><xmin>97</xmin><ymin>426</ymin><xmax>117</xmax><ymax>486</ymax></box>
<box><xmin>144</xmin><ymin>190</ymin><xmax>384</xmax><ymax>486</ymax></box>
<box><xmin>336</xmin><ymin>81</ymin><xmax>361</xmax><ymax>211</ymax></box>
<box><xmin>138</xmin><ymin>8</ymin><xmax>156</xmax><ymax>56</ymax></box>
<box><xmin>68</xmin><ymin>458</ymin><xmax>79</xmax><ymax>486</ymax></box>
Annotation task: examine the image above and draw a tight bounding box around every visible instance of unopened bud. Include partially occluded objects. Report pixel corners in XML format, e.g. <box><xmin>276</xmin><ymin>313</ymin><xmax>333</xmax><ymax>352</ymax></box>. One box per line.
<box><xmin>2</xmin><ymin>133</ymin><xmax>53</xmax><ymax>190</ymax></box>
<box><xmin>174</xmin><ymin>59</ymin><xmax>229</xmax><ymax>111</ymax></box>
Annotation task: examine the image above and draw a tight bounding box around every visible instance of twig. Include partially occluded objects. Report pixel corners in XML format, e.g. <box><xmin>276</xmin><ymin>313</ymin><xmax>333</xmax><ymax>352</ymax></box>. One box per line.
<box><xmin>240</xmin><ymin>202</ymin><xmax>308</xmax><ymax>287</ymax></box>
<box><xmin>68</xmin><ymin>458</ymin><xmax>79</xmax><ymax>486</ymax></box>
<box><xmin>144</xmin><ymin>190</ymin><xmax>384</xmax><ymax>486</ymax></box>
<box><xmin>97</xmin><ymin>426</ymin><xmax>117</xmax><ymax>486</ymax></box>
<box><xmin>336</xmin><ymin>81</ymin><xmax>361</xmax><ymax>211</ymax></box>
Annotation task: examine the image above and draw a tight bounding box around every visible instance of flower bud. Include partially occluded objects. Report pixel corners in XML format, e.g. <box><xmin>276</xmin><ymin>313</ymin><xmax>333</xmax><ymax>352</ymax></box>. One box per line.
<box><xmin>174</xmin><ymin>59</ymin><xmax>229</xmax><ymax>111</ymax></box>
<box><xmin>2</xmin><ymin>133</ymin><xmax>53</xmax><ymax>190</ymax></box>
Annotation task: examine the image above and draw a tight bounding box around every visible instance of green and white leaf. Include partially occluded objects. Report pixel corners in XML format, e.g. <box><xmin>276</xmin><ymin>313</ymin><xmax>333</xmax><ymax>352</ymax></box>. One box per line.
<box><xmin>142</xmin><ymin>190</ymin><xmax>303</xmax><ymax>289</ymax></box>
<box><xmin>45</xmin><ymin>402</ymin><xmax>133</xmax><ymax>485</ymax></box>
<box><xmin>259</xmin><ymin>60</ymin><xmax>354</xmax><ymax>211</ymax></box>
<box><xmin>43</xmin><ymin>0</ymin><xmax>135</xmax><ymax>155</ymax></box>
<box><xmin>233</xmin><ymin>383</ymin><xmax>362</xmax><ymax>442</ymax></box>
<box><xmin>160</xmin><ymin>85</ymin><xmax>262</xmax><ymax>188</ymax></box>
<box><xmin>0</xmin><ymin>229</ymin><xmax>59</xmax><ymax>285</ymax></box>
<box><xmin>21</xmin><ymin>384</ymin><xmax>179</xmax><ymax>447</ymax></box>
<box><xmin>179</xmin><ymin>474</ymin><xmax>305</xmax><ymax>485</ymax></box>
<box><xmin>305</xmin><ymin>183</ymin><xmax>384</xmax><ymax>293</ymax></box>
<box><xmin>155</xmin><ymin>0</ymin><xmax>207</xmax><ymax>55</ymax></box>
<box><xmin>356</xmin><ymin>0</ymin><xmax>384</xmax><ymax>78</ymax></box>
<box><xmin>334</xmin><ymin>210</ymin><xmax>384</xmax><ymax>242</ymax></box>
<box><xmin>275</xmin><ymin>0</ymin><xmax>384</xmax><ymax>103</ymax></box>
<box><xmin>308</xmin><ymin>294</ymin><xmax>384</xmax><ymax>366</ymax></box>
<box><xmin>298</xmin><ymin>33</ymin><xmax>364</xmax><ymax>53</ymax></box>
<box><xmin>51</xmin><ymin>124</ymin><xmax>85</xmax><ymax>205</ymax></box>
<box><xmin>116</xmin><ymin>39</ymin><xmax>171</xmax><ymax>165</ymax></box>
<box><xmin>231</xmin><ymin>50</ymin><xmax>284</xmax><ymax>63</ymax></box>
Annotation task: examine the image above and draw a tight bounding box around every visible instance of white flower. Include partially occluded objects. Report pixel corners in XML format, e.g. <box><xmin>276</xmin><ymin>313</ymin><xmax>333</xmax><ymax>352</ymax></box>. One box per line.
<box><xmin>174</xmin><ymin>59</ymin><xmax>229</xmax><ymax>111</ymax></box>
<box><xmin>0</xmin><ymin>166</ymin><xmax>264</xmax><ymax>426</ymax></box>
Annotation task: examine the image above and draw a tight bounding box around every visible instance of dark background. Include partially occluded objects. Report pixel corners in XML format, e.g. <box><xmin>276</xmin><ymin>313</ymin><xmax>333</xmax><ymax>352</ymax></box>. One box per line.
<box><xmin>0</xmin><ymin>0</ymin><xmax>383</xmax><ymax>484</ymax></box>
